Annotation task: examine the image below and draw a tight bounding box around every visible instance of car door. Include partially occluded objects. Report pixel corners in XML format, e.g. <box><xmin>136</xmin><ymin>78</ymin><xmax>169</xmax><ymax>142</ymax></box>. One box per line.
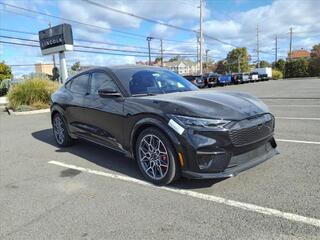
<box><xmin>83</xmin><ymin>70</ymin><xmax>125</xmax><ymax>151</ymax></box>
<box><xmin>65</xmin><ymin>73</ymin><xmax>90</xmax><ymax>135</ymax></box>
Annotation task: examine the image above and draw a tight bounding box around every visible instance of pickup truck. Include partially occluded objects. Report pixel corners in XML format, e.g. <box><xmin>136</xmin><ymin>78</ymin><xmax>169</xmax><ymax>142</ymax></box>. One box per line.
<box><xmin>183</xmin><ymin>75</ymin><xmax>205</xmax><ymax>88</ymax></box>
<box><xmin>249</xmin><ymin>72</ymin><xmax>259</xmax><ymax>82</ymax></box>
<box><xmin>218</xmin><ymin>75</ymin><xmax>232</xmax><ymax>86</ymax></box>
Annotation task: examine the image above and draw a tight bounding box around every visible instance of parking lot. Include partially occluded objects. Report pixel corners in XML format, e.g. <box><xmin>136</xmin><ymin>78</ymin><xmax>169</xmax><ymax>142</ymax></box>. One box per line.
<box><xmin>1</xmin><ymin>78</ymin><xmax>319</xmax><ymax>239</ymax></box>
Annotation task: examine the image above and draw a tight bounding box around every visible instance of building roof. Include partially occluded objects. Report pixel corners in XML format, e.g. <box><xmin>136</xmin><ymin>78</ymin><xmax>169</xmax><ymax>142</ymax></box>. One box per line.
<box><xmin>289</xmin><ymin>49</ymin><xmax>311</xmax><ymax>59</ymax></box>
<box><xmin>164</xmin><ymin>60</ymin><xmax>196</xmax><ymax>67</ymax></box>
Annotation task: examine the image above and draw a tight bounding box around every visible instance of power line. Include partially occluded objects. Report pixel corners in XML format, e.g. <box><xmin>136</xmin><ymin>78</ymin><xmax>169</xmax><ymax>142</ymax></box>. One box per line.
<box><xmin>0</xmin><ymin>27</ymin><xmax>158</xmax><ymax>50</ymax></box>
<box><xmin>0</xmin><ymin>35</ymin><xmax>197</xmax><ymax>56</ymax></box>
<box><xmin>0</xmin><ymin>2</ymin><xmax>148</xmax><ymax>39</ymax></box>
<box><xmin>82</xmin><ymin>0</ymin><xmax>244</xmax><ymax>49</ymax></box>
<box><xmin>83</xmin><ymin>0</ymin><xmax>199</xmax><ymax>34</ymax></box>
<box><xmin>0</xmin><ymin>3</ymin><xmax>196</xmax><ymax>44</ymax></box>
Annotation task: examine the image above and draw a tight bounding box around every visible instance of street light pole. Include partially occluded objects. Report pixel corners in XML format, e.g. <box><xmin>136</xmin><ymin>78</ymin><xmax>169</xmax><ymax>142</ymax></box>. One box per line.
<box><xmin>205</xmin><ymin>49</ymin><xmax>209</xmax><ymax>72</ymax></box>
<box><xmin>146</xmin><ymin>37</ymin><xmax>153</xmax><ymax>65</ymax></box>
<box><xmin>289</xmin><ymin>27</ymin><xmax>293</xmax><ymax>60</ymax></box>
<box><xmin>199</xmin><ymin>0</ymin><xmax>203</xmax><ymax>75</ymax></box>
<box><xmin>160</xmin><ymin>39</ymin><xmax>163</xmax><ymax>67</ymax></box>
<box><xmin>48</xmin><ymin>22</ymin><xmax>56</xmax><ymax>68</ymax></box>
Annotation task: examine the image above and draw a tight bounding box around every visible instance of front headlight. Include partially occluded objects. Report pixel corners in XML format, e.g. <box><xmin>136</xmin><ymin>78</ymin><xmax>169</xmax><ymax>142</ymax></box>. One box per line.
<box><xmin>168</xmin><ymin>114</ymin><xmax>230</xmax><ymax>128</ymax></box>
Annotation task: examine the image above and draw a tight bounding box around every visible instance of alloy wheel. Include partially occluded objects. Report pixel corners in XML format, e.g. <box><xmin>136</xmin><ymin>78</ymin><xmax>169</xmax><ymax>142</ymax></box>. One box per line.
<box><xmin>53</xmin><ymin>115</ymin><xmax>65</xmax><ymax>145</ymax></box>
<box><xmin>138</xmin><ymin>134</ymin><xmax>169</xmax><ymax>180</ymax></box>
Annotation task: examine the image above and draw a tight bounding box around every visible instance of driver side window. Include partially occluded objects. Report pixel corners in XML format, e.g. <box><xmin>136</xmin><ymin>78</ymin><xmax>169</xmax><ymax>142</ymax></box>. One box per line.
<box><xmin>90</xmin><ymin>72</ymin><xmax>119</xmax><ymax>95</ymax></box>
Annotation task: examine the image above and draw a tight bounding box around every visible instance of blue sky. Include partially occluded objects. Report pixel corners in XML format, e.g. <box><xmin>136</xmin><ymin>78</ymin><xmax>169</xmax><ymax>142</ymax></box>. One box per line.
<box><xmin>0</xmin><ymin>0</ymin><xmax>319</xmax><ymax>76</ymax></box>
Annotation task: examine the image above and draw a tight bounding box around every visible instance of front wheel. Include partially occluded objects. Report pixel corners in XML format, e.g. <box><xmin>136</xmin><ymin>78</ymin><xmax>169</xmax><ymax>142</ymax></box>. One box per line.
<box><xmin>135</xmin><ymin>127</ymin><xmax>180</xmax><ymax>185</ymax></box>
<box><xmin>52</xmin><ymin>113</ymin><xmax>74</xmax><ymax>147</ymax></box>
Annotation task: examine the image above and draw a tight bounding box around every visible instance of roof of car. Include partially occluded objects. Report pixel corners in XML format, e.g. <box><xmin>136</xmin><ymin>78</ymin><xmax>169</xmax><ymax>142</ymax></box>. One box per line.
<box><xmin>109</xmin><ymin>64</ymin><xmax>162</xmax><ymax>71</ymax></box>
<box><xmin>76</xmin><ymin>65</ymin><xmax>167</xmax><ymax>75</ymax></box>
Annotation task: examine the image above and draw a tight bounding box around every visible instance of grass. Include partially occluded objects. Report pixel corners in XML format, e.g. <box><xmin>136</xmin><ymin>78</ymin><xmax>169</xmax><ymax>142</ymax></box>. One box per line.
<box><xmin>8</xmin><ymin>78</ymin><xmax>59</xmax><ymax>111</ymax></box>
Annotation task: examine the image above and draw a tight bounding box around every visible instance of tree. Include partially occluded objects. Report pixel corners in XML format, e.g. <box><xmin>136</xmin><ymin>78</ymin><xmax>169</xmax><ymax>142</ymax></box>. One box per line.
<box><xmin>309</xmin><ymin>43</ymin><xmax>320</xmax><ymax>76</ymax></box>
<box><xmin>273</xmin><ymin>59</ymin><xmax>286</xmax><ymax>74</ymax></box>
<box><xmin>285</xmin><ymin>58</ymin><xmax>309</xmax><ymax>78</ymax></box>
<box><xmin>310</xmin><ymin>43</ymin><xmax>320</xmax><ymax>58</ymax></box>
<box><xmin>226</xmin><ymin>47</ymin><xmax>250</xmax><ymax>73</ymax></box>
<box><xmin>154</xmin><ymin>57</ymin><xmax>162</xmax><ymax>64</ymax></box>
<box><xmin>168</xmin><ymin>55</ymin><xmax>180</xmax><ymax>62</ymax></box>
<box><xmin>259</xmin><ymin>60</ymin><xmax>271</xmax><ymax>68</ymax></box>
<box><xmin>71</xmin><ymin>61</ymin><xmax>81</xmax><ymax>71</ymax></box>
<box><xmin>52</xmin><ymin>67</ymin><xmax>60</xmax><ymax>81</ymax></box>
<box><xmin>215</xmin><ymin>60</ymin><xmax>228</xmax><ymax>74</ymax></box>
<box><xmin>0</xmin><ymin>61</ymin><xmax>13</xmax><ymax>82</ymax></box>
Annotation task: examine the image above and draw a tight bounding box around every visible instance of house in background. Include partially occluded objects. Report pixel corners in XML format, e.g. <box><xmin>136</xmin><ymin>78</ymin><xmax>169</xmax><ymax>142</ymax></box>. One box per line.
<box><xmin>288</xmin><ymin>49</ymin><xmax>311</xmax><ymax>60</ymax></box>
<box><xmin>34</xmin><ymin>63</ymin><xmax>54</xmax><ymax>75</ymax></box>
<box><xmin>163</xmin><ymin>60</ymin><xmax>197</xmax><ymax>75</ymax></box>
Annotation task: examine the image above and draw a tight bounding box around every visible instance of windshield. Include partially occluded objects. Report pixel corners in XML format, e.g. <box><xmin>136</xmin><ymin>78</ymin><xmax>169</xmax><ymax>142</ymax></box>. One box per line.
<box><xmin>116</xmin><ymin>68</ymin><xmax>198</xmax><ymax>96</ymax></box>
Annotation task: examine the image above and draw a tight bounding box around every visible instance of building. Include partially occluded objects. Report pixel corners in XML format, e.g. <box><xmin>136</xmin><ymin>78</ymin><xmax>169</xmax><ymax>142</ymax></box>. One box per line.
<box><xmin>163</xmin><ymin>60</ymin><xmax>197</xmax><ymax>75</ymax></box>
<box><xmin>34</xmin><ymin>63</ymin><xmax>54</xmax><ymax>75</ymax></box>
<box><xmin>288</xmin><ymin>49</ymin><xmax>311</xmax><ymax>60</ymax></box>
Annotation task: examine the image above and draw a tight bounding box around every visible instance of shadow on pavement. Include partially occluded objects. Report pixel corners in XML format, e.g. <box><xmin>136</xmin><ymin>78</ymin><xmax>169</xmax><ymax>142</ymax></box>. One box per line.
<box><xmin>32</xmin><ymin>129</ymin><xmax>226</xmax><ymax>189</ymax></box>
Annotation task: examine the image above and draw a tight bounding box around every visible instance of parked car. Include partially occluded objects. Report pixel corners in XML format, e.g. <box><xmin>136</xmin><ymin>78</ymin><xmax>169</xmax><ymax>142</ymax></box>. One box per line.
<box><xmin>51</xmin><ymin>65</ymin><xmax>278</xmax><ymax>185</ymax></box>
<box><xmin>258</xmin><ymin>73</ymin><xmax>270</xmax><ymax>81</ymax></box>
<box><xmin>249</xmin><ymin>72</ymin><xmax>259</xmax><ymax>82</ymax></box>
<box><xmin>183</xmin><ymin>75</ymin><xmax>205</xmax><ymax>88</ymax></box>
<box><xmin>242</xmin><ymin>73</ymin><xmax>250</xmax><ymax>83</ymax></box>
<box><xmin>206</xmin><ymin>72</ymin><xmax>219</xmax><ymax>88</ymax></box>
<box><xmin>231</xmin><ymin>74</ymin><xmax>242</xmax><ymax>84</ymax></box>
<box><xmin>218</xmin><ymin>74</ymin><xmax>232</xmax><ymax>86</ymax></box>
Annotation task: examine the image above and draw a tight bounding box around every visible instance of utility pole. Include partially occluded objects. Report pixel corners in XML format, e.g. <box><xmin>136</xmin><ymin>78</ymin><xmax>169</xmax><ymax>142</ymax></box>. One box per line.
<box><xmin>289</xmin><ymin>27</ymin><xmax>293</xmax><ymax>60</ymax></box>
<box><xmin>205</xmin><ymin>49</ymin><xmax>209</xmax><ymax>73</ymax></box>
<box><xmin>256</xmin><ymin>24</ymin><xmax>260</xmax><ymax>68</ymax></box>
<box><xmin>199</xmin><ymin>0</ymin><xmax>203</xmax><ymax>75</ymax></box>
<box><xmin>237</xmin><ymin>54</ymin><xmax>242</xmax><ymax>73</ymax></box>
<box><xmin>146</xmin><ymin>37</ymin><xmax>153</xmax><ymax>65</ymax></box>
<box><xmin>275</xmin><ymin>35</ymin><xmax>278</xmax><ymax>62</ymax></box>
<box><xmin>160</xmin><ymin>39</ymin><xmax>163</xmax><ymax>67</ymax></box>
<box><xmin>48</xmin><ymin>22</ymin><xmax>56</xmax><ymax>67</ymax></box>
<box><xmin>196</xmin><ymin>35</ymin><xmax>199</xmax><ymax>74</ymax></box>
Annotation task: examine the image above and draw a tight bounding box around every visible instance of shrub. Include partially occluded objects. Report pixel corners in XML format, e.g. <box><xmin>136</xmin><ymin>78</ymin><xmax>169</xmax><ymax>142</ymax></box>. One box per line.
<box><xmin>272</xmin><ymin>69</ymin><xmax>283</xmax><ymax>80</ymax></box>
<box><xmin>8</xmin><ymin>78</ymin><xmax>59</xmax><ymax>110</ymax></box>
<box><xmin>0</xmin><ymin>79</ymin><xmax>11</xmax><ymax>96</ymax></box>
<box><xmin>284</xmin><ymin>59</ymin><xmax>309</xmax><ymax>78</ymax></box>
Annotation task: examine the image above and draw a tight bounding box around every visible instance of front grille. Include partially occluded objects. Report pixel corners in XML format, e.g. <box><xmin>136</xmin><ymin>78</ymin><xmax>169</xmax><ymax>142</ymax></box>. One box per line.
<box><xmin>229</xmin><ymin>114</ymin><xmax>274</xmax><ymax>147</ymax></box>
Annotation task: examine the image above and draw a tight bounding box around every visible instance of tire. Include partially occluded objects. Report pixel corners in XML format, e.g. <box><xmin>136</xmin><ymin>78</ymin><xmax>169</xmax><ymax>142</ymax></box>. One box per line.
<box><xmin>135</xmin><ymin>127</ymin><xmax>180</xmax><ymax>185</ymax></box>
<box><xmin>52</xmin><ymin>113</ymin><xmax>74</xmax><ymax>147</ymax></box>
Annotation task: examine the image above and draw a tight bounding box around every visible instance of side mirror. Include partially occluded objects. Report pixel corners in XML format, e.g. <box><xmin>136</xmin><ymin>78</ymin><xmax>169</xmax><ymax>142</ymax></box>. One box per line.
<box><xmin>98</xmin><ymin>88</ymin><xmax>122</xmax><ymax>98</ymax></box>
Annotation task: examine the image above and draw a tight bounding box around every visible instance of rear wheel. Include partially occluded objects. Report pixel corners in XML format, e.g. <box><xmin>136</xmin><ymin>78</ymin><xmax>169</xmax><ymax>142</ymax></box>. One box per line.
<box><xmin>52</xmin><ymin>113</ymin><xmax>74</xmax><ymax>147</ymax></box>
<box><xmin>135</xmin><ymin>127</ymin><xmax>180</xmax><ymax>185</ymax></box>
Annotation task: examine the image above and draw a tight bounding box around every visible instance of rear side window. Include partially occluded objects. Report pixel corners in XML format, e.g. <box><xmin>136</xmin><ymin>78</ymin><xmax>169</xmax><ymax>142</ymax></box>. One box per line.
<box><xmin>90</xmin><ymin>72</ymin><xmax>119</xmax><ymax>95</ymax></box>
<box><xmin>70</xmin><ymin>74</ymin><xmax>89</xmax><ymax>94</ymax></box>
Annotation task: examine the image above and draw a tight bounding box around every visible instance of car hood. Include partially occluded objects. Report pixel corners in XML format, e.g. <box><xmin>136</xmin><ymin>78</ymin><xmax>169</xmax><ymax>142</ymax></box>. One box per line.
<box><xmin>135</xmin><ymin>90</ymin><xmax>270</xmax><ymax>120</ymax></box>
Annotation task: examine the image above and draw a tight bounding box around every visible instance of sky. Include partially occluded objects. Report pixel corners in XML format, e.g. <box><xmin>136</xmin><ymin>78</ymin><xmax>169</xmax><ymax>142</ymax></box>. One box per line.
<box><xmin>0</xmin><ymin>0</ymin><xmax>320</xmax><ymax>77</ymax></box>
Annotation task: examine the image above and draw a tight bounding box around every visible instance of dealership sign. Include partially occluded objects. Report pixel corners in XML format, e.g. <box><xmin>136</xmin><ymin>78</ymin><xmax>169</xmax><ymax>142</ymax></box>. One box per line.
<box><xmin>38</xmin><ymin>23</ymin><xmax>73</xmax><ymax>55</ymax></box>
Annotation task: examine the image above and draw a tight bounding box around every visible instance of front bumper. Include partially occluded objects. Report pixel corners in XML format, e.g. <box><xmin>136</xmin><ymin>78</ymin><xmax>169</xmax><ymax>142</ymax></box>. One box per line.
<box><xmin>182</xmin><ymin>140</ymin><xmax>278</xmax><ymax>179</ymax></box>
<box><xmin>173</xmin><ymin>113</ymin><xmax>278</xmax><ymax>179</ymax></box>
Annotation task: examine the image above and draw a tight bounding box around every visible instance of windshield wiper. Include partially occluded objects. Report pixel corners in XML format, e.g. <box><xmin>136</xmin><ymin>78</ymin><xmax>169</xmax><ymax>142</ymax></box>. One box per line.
<box><xmin>131</xmin><ymin>93</ymin><xmax>158</xmax><ymax>97</ymax></box>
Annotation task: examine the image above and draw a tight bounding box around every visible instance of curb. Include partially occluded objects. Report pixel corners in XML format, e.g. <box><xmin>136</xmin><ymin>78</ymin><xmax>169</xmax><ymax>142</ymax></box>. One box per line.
<box><xmin>9</xmin><ymin>108</ymin><xmax>50</xmax><ymax>116</ymax></box>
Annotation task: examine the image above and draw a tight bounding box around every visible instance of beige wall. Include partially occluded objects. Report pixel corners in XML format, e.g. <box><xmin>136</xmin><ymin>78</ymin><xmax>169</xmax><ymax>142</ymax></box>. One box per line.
<box><xmin>35</xmin><ymin>63</ymin><xmax>54</xmax><ymax>75</ymax></box>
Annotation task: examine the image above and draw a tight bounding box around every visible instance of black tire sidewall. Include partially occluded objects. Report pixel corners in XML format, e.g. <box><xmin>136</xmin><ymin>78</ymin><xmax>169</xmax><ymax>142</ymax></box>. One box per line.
<box><xmin>135</xmin><ymin>127</ymin><xmax>179</xmax><ymax>185</ymax></box>
<box><xmin>52</xmin><ymin>113</ymin><xmax>73</xmax><ymax>147</ymax></box>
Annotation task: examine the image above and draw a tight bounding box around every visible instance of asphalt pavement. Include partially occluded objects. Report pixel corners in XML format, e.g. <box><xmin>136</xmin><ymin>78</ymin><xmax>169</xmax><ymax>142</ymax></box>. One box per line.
<box><xmin>0</xmin><ymin>78</ymin><xmax>319</xmax><ymax>239</ymax></box>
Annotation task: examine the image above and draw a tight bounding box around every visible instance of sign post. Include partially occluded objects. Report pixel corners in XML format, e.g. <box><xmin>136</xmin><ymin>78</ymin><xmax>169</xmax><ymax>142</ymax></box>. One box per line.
<box><xmin>38</xmin><ymin>24</ymin><xmax>73</xmax><ymax>83</ymax></box>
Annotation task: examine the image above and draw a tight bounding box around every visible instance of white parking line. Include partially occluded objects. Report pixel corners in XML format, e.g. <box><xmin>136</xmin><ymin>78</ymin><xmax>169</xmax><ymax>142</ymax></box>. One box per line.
<box><xmin>277</xmin><ymin>139</ymin><xmax>320</xmax><ymax>145</ymax></box>
<box><xmin>49</xmin><ymin>160</ymin><xmax>320</xmax><ymax>228</ymax></box>
<box><xmin>276</xmin><ymin>117</ymin><xmax>320</xmax><ymax>121</ymax></box>
<box><xmin>269</xmin><ymin>105</ymin><xmax>320</xmax><ymax>107</ymax></box>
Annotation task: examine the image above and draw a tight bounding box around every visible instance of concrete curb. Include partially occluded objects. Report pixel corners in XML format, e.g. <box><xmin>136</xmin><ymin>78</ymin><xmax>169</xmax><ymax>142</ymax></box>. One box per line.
<box><xmin>9</xmin><ymin>108</ymin><xmax>50</xmax><ymax>116</ymax></box>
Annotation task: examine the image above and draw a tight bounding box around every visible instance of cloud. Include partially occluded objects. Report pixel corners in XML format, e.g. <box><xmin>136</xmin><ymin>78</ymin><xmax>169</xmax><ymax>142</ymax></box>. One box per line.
<box><xmin>202</xmin><ymin>0</ymin><xmax>320</xmax><ymax>61</ymax></box>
